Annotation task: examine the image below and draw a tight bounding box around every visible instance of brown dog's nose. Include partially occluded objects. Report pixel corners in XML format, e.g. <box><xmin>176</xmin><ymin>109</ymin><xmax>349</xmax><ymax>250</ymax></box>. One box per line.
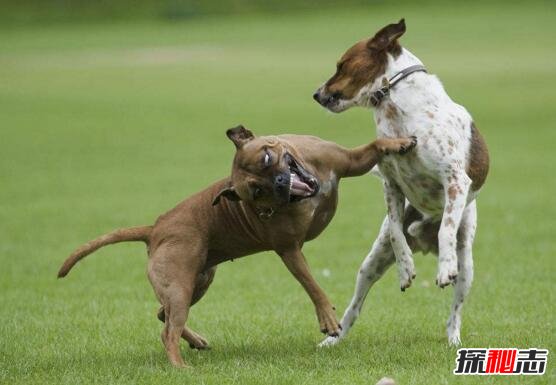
<box><xmin>313</xmin><ymin>92</ymin><xmax>320</xmax><ymax>102</ymax></box>
<box><xmin>275</xmin><ymin>174</ymin><xmax>288</xmax><ymax>186</ymax></box>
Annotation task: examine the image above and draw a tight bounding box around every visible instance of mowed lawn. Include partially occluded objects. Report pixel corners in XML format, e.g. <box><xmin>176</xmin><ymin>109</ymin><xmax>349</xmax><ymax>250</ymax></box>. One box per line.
<box><xmin>1</xmin><ymin>2</ymin><xmax>555</xmax><ymax>384</ymax></box>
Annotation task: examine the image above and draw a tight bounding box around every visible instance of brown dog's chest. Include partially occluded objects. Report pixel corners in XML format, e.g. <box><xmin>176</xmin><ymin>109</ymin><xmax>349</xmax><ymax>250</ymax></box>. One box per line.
<box><xmin>304</xmin><ymin>185</ymin><xmax>339</xmax><ymax>241</ymax></box>
<box><xmin>202</xmin><ymin>176</ymin><xmax>339</xmax><ymax>266</ymax></box>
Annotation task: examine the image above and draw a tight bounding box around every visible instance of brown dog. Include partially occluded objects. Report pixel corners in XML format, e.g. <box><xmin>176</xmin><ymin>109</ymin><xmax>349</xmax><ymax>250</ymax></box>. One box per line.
<box><xmin>58</xmin><ymin>125</ymin><xmax>416</xmax><ymax>367</ymax></box>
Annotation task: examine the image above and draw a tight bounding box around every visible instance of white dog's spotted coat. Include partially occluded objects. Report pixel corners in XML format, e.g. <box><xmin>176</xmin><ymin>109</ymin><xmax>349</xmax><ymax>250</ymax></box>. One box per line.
<box><xmin>315</xmin><ymin>24</ymin><xmax>488</xmax><ymax>347</ymax></box>
<box><xmin>372</xmin><ymin>49</ymin><xmax>477</xmax><ymax>290</ymax></box>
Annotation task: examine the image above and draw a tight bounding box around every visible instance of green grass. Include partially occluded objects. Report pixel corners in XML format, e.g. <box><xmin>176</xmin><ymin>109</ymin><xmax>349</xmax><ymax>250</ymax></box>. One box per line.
<box><xmin>1</xmin><ymin>2</ymin><xmax>555</xmax><ymax>384</ymax></box>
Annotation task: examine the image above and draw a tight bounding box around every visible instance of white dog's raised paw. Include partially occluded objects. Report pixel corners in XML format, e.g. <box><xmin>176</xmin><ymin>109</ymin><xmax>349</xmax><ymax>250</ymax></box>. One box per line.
<box><xmin>436</xmin><ymin>269</ymin><xmax>457</xmax><ymax>288</ymax></box>
<box><xmin>318</xmin><ymin>335</ymin><xmax>341</xmax><ymax>348</ymax></box>
<box><xmin>399</xmin><ymin>262</ymin><xmax>416</xmax><ymax>292</ymax></box>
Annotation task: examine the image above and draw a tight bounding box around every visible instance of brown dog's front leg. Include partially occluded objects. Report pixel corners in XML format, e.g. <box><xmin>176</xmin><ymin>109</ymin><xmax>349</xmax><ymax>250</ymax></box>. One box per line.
<box><xmin>277</xmin><ymin>247</ymin><xmax>340</xmax><ymax>336</ymax></box>
<box><xmin>343</xmin><ymin>136</ymin><xmax>417</xmax><ymax>177</ymax></box>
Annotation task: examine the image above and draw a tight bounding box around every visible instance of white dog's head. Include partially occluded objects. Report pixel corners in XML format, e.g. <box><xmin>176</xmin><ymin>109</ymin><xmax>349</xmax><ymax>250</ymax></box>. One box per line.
<box><xmin>313</xmin><ymin>19</ymin><xmax>406</xmax><ymax>112</ymax></box>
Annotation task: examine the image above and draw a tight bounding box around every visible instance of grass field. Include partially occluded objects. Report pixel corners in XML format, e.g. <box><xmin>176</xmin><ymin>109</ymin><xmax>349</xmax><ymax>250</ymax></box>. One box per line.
<box><xmin>1</xmin><ymin>2</ymin><xmax>555</xmax><ymax>384</ymax></box>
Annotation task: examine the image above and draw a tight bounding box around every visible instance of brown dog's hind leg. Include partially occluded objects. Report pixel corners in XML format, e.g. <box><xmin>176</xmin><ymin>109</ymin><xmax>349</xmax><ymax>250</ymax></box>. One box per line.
<box><xmin>148</xmin><ymin>242</ymin><xmax>205</xmax><ymax>368</ymax></box>
<box><xmin>190</xmin><ymin>267</ymin><xmax>216</xmax><ymax>306</ymax></box>
<box><xmin>160</xmin><ymin>288</ymin><xmax>194</xmax><ymax>368</ymax></box>
<box><xmin>157</xmin><ymin>308</ymin><xmax>209</xmax><ymax>349</ymax></box>
<box><xmin>156</xmin><ymin>266</ymin><xmax>216</xmax><ymax>350</ymax></box>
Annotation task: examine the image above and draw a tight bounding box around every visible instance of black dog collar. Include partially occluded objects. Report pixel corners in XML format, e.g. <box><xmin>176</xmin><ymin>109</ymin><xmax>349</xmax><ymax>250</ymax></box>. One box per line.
<box><xmin>370</xmin><ymin>65</ymin><xmax>427</xmax><ymax>107</ymax></box>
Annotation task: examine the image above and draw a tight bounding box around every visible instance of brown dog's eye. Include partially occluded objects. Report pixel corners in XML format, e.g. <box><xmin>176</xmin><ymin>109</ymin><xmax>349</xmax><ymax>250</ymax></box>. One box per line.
<box><xmin>253</xmin><ymin>187</ymin><xmax>263</xmax><ymax>200</ymax></box>
<box><xmin>263</xmin><ymin>152</ymin><xmax>271</xmax><ymax>167</ymax></box>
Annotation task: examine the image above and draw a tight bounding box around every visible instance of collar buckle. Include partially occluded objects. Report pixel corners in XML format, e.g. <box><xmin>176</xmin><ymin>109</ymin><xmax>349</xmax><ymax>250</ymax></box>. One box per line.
<box><xmin>371</xmin><ymin>64</ymin><xmax>427</xmax><ymax>107</ymax></box>
<box><xmin>370</xmin><ymin>87</ymin><xmax>390</xmax><ymax>107</ymax></box>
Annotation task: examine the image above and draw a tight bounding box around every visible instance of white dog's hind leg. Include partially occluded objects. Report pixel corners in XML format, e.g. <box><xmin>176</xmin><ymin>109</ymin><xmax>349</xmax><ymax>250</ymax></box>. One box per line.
<box><xmin>384</xmin><ymin>181</ymin><xmax>415</xmax><ymax>291</ymax></box>
<box><xmin>319</xmin><ymin>216</ymin><xmax>395</xmax><ymax>347</ymax></box>
<box><xmin>447</xmin><ymin>200</ymin><xmax>476</xmax><ymax>345</ymax></box>
<box><xmin>436</xmin><ymin>168</ymin><xmax>472</xmax><ymax>287</ymax></box>
<box><xmin>407</xmin><ymin>212</ymin><xmax>432</xmax><ymax>238</ymax></box>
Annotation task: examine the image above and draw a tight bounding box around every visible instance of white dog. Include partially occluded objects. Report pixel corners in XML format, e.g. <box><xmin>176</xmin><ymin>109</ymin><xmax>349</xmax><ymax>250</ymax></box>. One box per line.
<box><xmin>313</xmin><ymin>19</ymin><xmax>489</xmax><ymax>346</ymax></box>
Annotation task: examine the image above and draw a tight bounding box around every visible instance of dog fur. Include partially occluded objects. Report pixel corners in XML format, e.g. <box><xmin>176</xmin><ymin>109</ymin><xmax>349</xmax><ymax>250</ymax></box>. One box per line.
<box><xmin>57</xmin><ymin>126</ymin><xmax>416</xmax><ymax>367</ymax></box>
<box><xmin>313</xmin><ymin>19</ymin><xmax>489</xmax><ymax>346</ymax></box>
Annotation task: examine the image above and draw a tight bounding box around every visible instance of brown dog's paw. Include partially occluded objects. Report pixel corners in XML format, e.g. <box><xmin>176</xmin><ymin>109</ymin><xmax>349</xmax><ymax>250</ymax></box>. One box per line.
<box><xmin>188</xmin><ymin>337</ymin><xmax>210</xmax><ymax>350</ymax></box>
<box><xmin>317</xmin><ymin>304</ymin><xmax>341</xmax><ymax>337</ymax></box>
<box><xmin>397</xmin><ymin>136</ymin><xmax>417</xmax><ymax>154</ymax></box>
<box><xmin>377</xmin><ymin>136</ymin><xmax>417</xmax><ymax>155</ymax></box>
<box><xmin>183</xmin><ymin>328</ymin><xmax>211</xmax><ymax>350</ymax></box>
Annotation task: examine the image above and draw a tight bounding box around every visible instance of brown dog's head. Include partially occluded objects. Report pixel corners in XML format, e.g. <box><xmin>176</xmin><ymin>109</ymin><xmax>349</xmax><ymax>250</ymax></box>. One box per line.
<box><xmin>313</xmin><ymin>19</ymin><xmax>406</xmax><ymax>112</ymax></box>
<box><xmin>212</xmin><ymin>125</ymin><xmax>319</xmax><ymax>210</ymax></box>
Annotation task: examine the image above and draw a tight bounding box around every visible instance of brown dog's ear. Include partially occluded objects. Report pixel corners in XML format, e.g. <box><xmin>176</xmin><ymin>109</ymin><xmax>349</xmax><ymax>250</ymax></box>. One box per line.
<box><xmin>368</xmin><ymin>18</ymin><xmax>406</xmax><ymax>51</ymax></box>
<box><xmin>212</xmin><ymin>186</ymin><xmax>241</xmax><ymax>205</ymax></box>
<box><xmin>226</xmin><ymin>125</ymin><xmax>254</xmax><ymax>149</ymax></box>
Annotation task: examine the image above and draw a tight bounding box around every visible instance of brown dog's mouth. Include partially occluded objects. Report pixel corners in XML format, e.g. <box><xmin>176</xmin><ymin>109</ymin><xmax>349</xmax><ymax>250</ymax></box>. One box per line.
<box><xmin>287</xmin><ymin>154</ymin><xmax>319</xmax><ymax>202</ymax></box>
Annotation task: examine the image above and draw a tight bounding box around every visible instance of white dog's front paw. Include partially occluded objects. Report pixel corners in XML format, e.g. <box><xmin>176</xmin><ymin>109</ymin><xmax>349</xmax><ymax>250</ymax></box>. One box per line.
<box><xmin>398</xmin><ymin>258</ymin><xmax>416</xmax><ymax>291</ymax></box>
<box><xmin>318</xmin><ymin>334</ymin><xmax>342</xmax><ymax>348</ymax></box>
<box><xmin>436</xmin><ymin>261</ymin><xmax>458</xmax><ymax>288</ymax></box>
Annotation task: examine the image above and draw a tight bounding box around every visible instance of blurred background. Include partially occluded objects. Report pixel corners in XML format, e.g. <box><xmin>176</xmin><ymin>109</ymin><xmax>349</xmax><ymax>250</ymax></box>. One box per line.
<box><xmin>1</xmin><ymin>1</ymin><xmax>555</xmax><ymax>384</ymax></box>
<box><xmin>2</xmin><ymin>0</ymin><xmax>534</xmax><ymax>24</ymax></box>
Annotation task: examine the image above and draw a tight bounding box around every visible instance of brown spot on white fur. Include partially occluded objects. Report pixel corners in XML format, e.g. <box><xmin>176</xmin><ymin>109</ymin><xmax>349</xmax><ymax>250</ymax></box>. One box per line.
<box><xmin>448</xmin><ymin>185</ymin><xmax>458</xmax><ymax>201</ymax></box>
<box><xmin>385</xmin><ymin>104</ymin><xmax>398</xmax><ymax>119</ymax></box>
<box><xmin>467</xmin><ymin>122</ymin><xmax>489</xmax><ymax>191</ymax></box>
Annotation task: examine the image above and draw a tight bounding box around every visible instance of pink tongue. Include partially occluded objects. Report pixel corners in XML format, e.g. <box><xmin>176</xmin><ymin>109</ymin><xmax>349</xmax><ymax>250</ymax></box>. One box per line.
<box><xmin>290</xmin><ymin>173</ymin><xmax>313</xmax><ymax>196</ymax></box>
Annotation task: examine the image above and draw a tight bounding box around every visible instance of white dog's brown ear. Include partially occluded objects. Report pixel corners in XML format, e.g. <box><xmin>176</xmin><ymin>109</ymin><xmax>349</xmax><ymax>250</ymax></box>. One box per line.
<box><xmin>226</xmin><ymin>125</ymin><xmax>254</xmax><ymax>149</ymax></box>
<box><xmin>212</xmin><ymin>186</ymin><xmax>241</xmax><ymax>205</ymax></box>
<box><xmin>368</xmin><ymin>18</ymin><xmax>406</xmax><ymax>51</ymax></box>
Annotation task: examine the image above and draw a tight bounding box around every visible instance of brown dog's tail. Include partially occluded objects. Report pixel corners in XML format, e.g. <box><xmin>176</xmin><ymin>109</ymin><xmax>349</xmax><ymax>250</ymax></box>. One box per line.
<box><xmin>57</xmin><ymin>226</ymin><xmax>152</xmax><ymax>278</ymax></box>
